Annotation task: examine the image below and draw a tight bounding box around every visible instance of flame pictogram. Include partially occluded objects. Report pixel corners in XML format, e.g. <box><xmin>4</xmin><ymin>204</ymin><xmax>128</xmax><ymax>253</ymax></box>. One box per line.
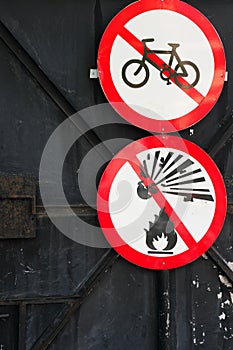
<box><xmin>145</xmin><ymin>208</ymin><xmax>177</xmax><ymax>253</ymax></box>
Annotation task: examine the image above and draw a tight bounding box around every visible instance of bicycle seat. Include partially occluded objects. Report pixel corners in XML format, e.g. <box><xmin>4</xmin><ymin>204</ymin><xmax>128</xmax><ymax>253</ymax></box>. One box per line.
<box><xmin>168</xmin><ymin>43</ymin><xmax>180</xmax><ymax>48</ymax></box>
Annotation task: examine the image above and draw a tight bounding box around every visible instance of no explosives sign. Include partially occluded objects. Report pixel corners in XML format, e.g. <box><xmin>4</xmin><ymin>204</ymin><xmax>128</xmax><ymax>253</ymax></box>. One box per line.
<box><xmin>97</xmin><ymin>136</ymin><xmax>227</xmax><ymax>270</ymax></box>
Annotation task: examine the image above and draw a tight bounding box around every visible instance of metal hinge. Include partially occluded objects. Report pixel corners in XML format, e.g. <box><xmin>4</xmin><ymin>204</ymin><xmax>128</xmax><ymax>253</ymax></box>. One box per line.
<box><xmin>0</xmin><ymin>175</ymin><xmax>36</xmax><ymax>239</ymax></box>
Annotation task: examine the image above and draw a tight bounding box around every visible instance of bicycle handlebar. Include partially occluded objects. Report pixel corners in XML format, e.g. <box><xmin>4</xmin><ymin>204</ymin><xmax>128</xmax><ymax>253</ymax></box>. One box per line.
<box><xmin>142</xmin><ymin>38</ymin><xmax>155</xmax><ymax>43</ymax></box>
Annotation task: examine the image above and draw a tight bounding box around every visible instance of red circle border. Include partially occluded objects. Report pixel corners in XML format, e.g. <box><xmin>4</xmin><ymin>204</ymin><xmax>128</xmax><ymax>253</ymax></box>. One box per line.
<box><xmin>97</xmin><ymin>135</ymin><xmax>227</xmax><ymax>270</ymax></box>
<box><xmin>97</xmin><ymin>0</ymin><xmax>226</xmax><ymax>132</ymax></box>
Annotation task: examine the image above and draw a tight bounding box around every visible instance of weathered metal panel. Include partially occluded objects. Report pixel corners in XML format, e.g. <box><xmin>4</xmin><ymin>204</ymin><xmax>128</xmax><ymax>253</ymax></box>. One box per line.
<box><xmin>0</xmin><ymin>0</ymin><xmax>232</xmax><ymax>349</ymax></box>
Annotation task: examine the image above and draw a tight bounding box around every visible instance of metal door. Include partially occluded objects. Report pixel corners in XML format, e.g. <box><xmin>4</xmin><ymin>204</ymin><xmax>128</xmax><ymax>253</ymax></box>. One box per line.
<box><xmin>0</xmin><ymin>0</ymin><xmax>232</xmax><ymax>349</ymax></box>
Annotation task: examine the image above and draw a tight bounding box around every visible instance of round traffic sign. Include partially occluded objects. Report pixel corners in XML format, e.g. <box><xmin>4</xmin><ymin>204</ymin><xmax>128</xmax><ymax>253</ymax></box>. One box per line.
<box><xmin>98</xmin><ymin>0</ymin><xmax>226</xmax><ymax>132</ymax></box>
<box><xmin>97</xmin><ymin>136</ymin><xmax>227</xmax><ymax>270</ymax></box>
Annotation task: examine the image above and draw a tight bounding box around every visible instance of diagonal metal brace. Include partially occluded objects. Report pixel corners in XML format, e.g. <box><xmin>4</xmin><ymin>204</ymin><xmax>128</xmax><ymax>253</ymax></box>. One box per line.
<box><xmin>32</xmin><ymin>249</ymin><xmax>118</xmax><ymax>350</ymax></box>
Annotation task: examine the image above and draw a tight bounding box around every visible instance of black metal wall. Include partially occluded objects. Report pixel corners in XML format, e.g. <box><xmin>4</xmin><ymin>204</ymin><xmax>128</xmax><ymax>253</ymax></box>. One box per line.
<box><xmin>0</xmin><ymin>0</ymin><xmax>232</xmax><ymax>349</ymax></box>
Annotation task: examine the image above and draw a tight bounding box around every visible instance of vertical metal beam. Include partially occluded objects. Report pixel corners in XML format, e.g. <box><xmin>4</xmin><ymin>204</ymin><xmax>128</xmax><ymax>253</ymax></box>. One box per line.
<box><xmin>18</xmin><ymin>302</ymin><xmax>27</xmax><ymax>350</ymax></box>
<box><xmin>157</xmin><ymin>270</ymin><xmax>176</xmax><ymax>350</ymax></box>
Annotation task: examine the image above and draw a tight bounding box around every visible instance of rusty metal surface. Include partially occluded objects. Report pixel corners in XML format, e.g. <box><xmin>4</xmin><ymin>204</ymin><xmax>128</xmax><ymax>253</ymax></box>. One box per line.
<box><xmin>0</xmin><ymin>175</ymin><xmax>36</xmax><ymax>239</ymax></box>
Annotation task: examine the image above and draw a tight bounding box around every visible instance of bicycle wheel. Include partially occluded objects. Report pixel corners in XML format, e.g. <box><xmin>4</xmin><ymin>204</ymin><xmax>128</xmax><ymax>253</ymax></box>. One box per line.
<box><xmin>174</xmin><ymin>61</ymin><xmax>200</xmax><ymax>89</ymax></box>
<box><xmin>122</xmin><ymin>59</ymin><xmax>150</xmax><ymax>88</ymax></box>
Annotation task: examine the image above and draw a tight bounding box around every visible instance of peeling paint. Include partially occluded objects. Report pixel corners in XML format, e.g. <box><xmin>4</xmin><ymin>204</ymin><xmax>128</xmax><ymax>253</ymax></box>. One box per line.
<box><xmin>227</xmin><ymin>261</ymin><xmax>233</xmax><ymax>271</ymax></box>
<box><xmin>193</xmin><ymin>279</ymin><xmax>200</xmax><ymax>289</ymax></box>
<box><xmin>218</xmin><ymin>274</ymin><xmax>233</xmax><ymax>288</ymax></box>
<box><xmin>219</xmin><ymin>312</ymin><xmax>226</xmax><ymax>321</ymax></box>
<box><xmin>165</xmin><ymin>312</ymin><xmax>170</xmax><ymax>338</ymax></box>
<box><xmin>192</xmin><ymin>322</ymin><xmax>206</xmax><ymax>346</ymax></box>
<box><xmin>230</xmin><ymin>292</ymin><xmax>233</xmax><ymax>304</ymax></box>
<box><xmin>20</xmin><ymin>263</ymin><xmax>36</xmax><ymax>274</ymax></box>
<box><xmin>202</xmin><ymin>253</ymin><xmax>208</xmax><ymax>260</ymax></box>
<box><xmin>189</xmin><ymin>128</ymin><xmax>194</xmax><ymax>136</ymax></box>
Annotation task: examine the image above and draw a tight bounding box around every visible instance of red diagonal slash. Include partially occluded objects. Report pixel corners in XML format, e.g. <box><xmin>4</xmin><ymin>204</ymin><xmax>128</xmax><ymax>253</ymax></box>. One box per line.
<box><xmin>128</xmin><ymin>156</ymin><xmax>197</xmax><ymax>249</ymax></box>
<box><xmin>120</xmin><ymin>27</ymin><xmax>204</xmax><ymax>105</ymax></box>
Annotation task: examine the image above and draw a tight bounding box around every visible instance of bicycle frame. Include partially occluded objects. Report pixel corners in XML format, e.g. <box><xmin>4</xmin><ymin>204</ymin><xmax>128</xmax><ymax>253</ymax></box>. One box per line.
<box><xmin>138</xmin><ymin>39</ymin><xmax>187</xmax><ymax>76</ymax></box>
<box><xmin>122</xmin><ymin>38</ymin><xmax>200</xmax><ymax>89</ymax></box>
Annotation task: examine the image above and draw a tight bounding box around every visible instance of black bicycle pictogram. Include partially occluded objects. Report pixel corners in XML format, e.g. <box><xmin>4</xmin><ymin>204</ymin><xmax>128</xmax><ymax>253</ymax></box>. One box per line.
<box><xmin>122</xmin><ymin>38</ymin><xmax>200</xmax><ymax>89</ymax></box>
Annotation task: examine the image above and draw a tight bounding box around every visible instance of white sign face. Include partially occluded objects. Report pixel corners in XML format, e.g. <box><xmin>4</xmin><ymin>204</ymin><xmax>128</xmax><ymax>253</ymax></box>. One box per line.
<box><xmin>111</xmin><ymin>10</ymin><xmax>214</xmax><ymax>120</ymax></box>
<box><xmin>98</xmin><ymin>0</ymin><xmax>226</xmax><ymax>132</ymax></box>
<box><xmin>97</xmin><ymin>136</ymin><xmax>227</xmax><ymax>270</ymax></box>
<box><xmin>109</xmin><ymin>148</ymin><xmax>216</xmax><ymax>256</ymax></box>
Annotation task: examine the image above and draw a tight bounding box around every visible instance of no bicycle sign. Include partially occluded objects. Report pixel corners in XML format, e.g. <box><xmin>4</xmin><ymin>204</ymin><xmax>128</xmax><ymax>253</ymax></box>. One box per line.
<box><xmin>98</xmin><ymin>0</ymin><xmax>226</xmax><ymax>132</ymax></box>
<box><xmin>97</xmin><ymin>136</ymin><xmax>227</xmax><ymax>270</ymax></box>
